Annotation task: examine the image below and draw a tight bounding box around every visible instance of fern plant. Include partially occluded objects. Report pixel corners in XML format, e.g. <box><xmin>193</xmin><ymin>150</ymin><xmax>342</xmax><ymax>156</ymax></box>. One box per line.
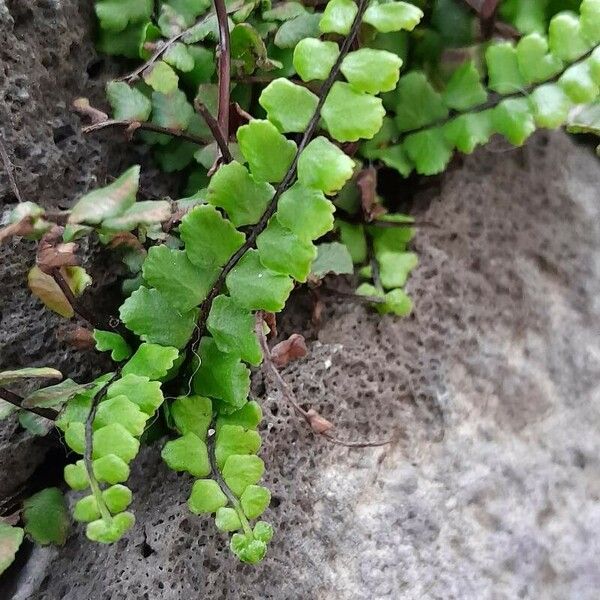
<box><xmin>1</xmin><ymin>0</ymin><xmax>599</xmax><ymax>571</ymax></box>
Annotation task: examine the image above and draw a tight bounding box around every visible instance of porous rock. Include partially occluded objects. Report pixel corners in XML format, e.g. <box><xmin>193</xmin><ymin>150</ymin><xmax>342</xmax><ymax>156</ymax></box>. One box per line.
<box><xmin>10</xmin><ymin>131</ymin><xmax>600</xmax><ymax>599</ymax></box>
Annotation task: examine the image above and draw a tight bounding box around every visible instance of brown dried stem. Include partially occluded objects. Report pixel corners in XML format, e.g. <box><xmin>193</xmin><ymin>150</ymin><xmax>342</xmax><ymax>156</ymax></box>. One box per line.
<box><xmin>0</xmin><ymin>387</ymin><xmax>58</xmax><ymax>420</ymax></box>
<box><xmin>213</xmin><ymin>0</ymin><xmax>231</xmax><ymax>162</ymax></box>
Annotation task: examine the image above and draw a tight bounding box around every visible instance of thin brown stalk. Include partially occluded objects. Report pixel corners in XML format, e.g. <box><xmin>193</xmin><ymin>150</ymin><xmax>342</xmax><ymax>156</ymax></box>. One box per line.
<box><xmin>194</xmin><ymin>100</ymin><xmax>233</xmax><ymax>162</ymax></box>
<box><xmin>0</xmin><ymin>387</ymin><xmax>58</xmax><ymax>420</ymax></box>
<box><xmin>213</xmin><ymin>0</ymin><xmax>231</xmax><ymax>162</ymax></box>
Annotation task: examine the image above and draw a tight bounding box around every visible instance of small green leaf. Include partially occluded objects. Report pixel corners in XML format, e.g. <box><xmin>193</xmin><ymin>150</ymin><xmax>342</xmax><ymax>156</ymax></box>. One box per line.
<box><xmin>363</xmin><ymin>1</ymin><xmax>424</xmax><ymax>33</ymax></box>
<box><xmin>253</xmin><ymin>521</ymin><xmax>274</xmax><ymax>543</ymax></box>
<box><xmin>222</xmin><ymin>454</ymin><xmax>265</xmax><ymax>496</ymax></box>
<box><xmin>102</xmin><ymin>200</ymin><xmax>172</xmax><ymax>231</ymax></box>
<box><xmin>311</xmin><ymin>242</ymin><xmax>354</xmax><ymax>278</ymax></box>
<box><xmin>180</xmin><ymin>205</ymin><xmax>246</xmax><ymax>269</ymax></box>
<box><xmin>293</xmin><ymin>39</ymin><xmax>339</xmax><ymax>82</ymax></box>
<box><xmin>107</xmin><ymin>374</ymin><xmax>164</xmax><ymax>415</ymax></box>
<box><xmin>161</xmin><ymin>432</ymin><xmax>211</xmax><ymax>476</ymax></box>
<box><xmin>276</xmin><ymin>182</ymin><xmax>335</xmax><ymax>242</ymax></box>
<box><xmin>106</xmin><ymin>81</ymin><xmax>152</xmax><ymax>121</ymax></box>
<box><xmin>442</xmin><ymin>61</ymin><xmax>487</xmax><ymax>111</ymax></box>
<box><xmin>69</xmin><ymin>165</ymin><xmax>139</xmax><ymax>224</ymax></box>
<box><xmin>215</xmin><ymin>424</ymin><xmax>261</xmax><ymax>469</ymax></box>
<box><xmin>193</xmin><ymin>337</ymin><xmax>250</xmax><ymax>409</ymax></box>
<box><xmin>322</xmin><ymin>82</ymin><xmax>385</xmax><ymax>142</ymax></box>
<box><xmin>370</xmin><ymin>145</ymin><xmax>413</xmax><ymax>177</ymax></box>
<box><xmin>0</xmin><ymin>523</ymin><xmax>24</xmax><ymax>575</ymax></box>
<box><xmin>93</xmin><ymin>423</ymin><xmax>140</xmax><ymax>462</ymax></box>
<box><xmin>530</xmin><ymin>84</ymin><xmax>572</xmax><ymax>128</ymax></box>
<box><xmin>215</xmin><ymin>507</ymin><xmax>242</xmax><ymax>532</ymax></box>
<box><xmin>164</xmin><ymin>0</ymin><xmax>211</xmax><ymax>25</ymax></box>
<box><xmin>103</xmin><ymin>484</ymin><xmax>133</xmax><ymax>514</ymax></box>
<box><xmin>122</xmin><ymin>343</ymin><xmax>179</xmax><ymax>380</ymax></box>
<box><xmin>0</xmin><ymin>367</ymin><xmax>62</xmax><ymax>386</ymax></box>
<box><xmin>516</xmin><ymin>33</ymin><xmax>563</xmax><ymax>84</ymax></box>
<box><xmin>164</xmin><ymin>42</ymin><xmax>195</xmax><ymax>72</ymax></box>
<box><xmin>492</xmin><ymin>98</ymin><xmax>536</xmax><ymax>146</ymax></box>
<box><xmin>188</xmin><ymin>479</ymin><xmax>228</xmax><ymax>514</ymax></box>
<box><xmin>216</xmin><ymin>400</ymin><xmax>262</xmax><ymax>431</ymax></box>
<box><xmin>263</xmin><ymin>2</ymin><xmax>307</xmax><ymax>21</ymax></box>
<box><xmin>274</xmin><ymin>13</ymin><xmax>321</xmax><ymax>48</ymax></box>
<box><xmin>259</xmin><ymin>78</ymin><xmax>319</xmax><ymax>132</ymax></box>
<box><xmin>341</xmin><ymin>48</ymin><xmax>402</xmax><ymax>94</ymax></box>
<box><xmin>376</xmin><ymin>251</ymin><xmax>418</xmax><ymax>289</ymax></box>
<box><xmin>237</xmin><ymin>120</ymin><xmax>297</xmax><ymax>183</ymax></box>
<box><xmin>257</xmin><ymin>217</ymin><xmax>317</xmax><ymax>282</ymax></box>
<box><xmin>23</xmin><ymin>487</ymin><xmax>70</xmax><ymax>546</ymax></box>
<box><xmin>548</xmin><ymin>11</ymin><xmax>591</xmax><ymax>61</ymax></box>
<box><xmin>297</xmin><ymin>136</ymin><xmax>355</xmax><ymax>195</ymax></box>
<box><xmin>230</xmin><ymin>532</ymin><xmax>268</xmax><ymax>563</ymax></box>
<box><xmin>142</xmin><ymin>246</ymin><xmax>217</xmax><ymax>313</ymax></box>
<box><xmin>240</xmin><ymin>485</ymin><xmax>271</xmax><ymax>519</ymax></box>
<box><xmin>226</xmin><ymin>250</ymin><xmax>294</xmax><ymax>312</ymax></box>
<box><xmin>95</xmin><ymin>0</ymin><xmax>153</xmax><ymax>32</ymax></box>
<box><xmin>120</xmin><ymin>287</ymin><xmax>199</xmax><ymax>349</ymax></box>
<box><xmin>207</xmin><ymin>296</ymin><xmax>262</xmax><ymax>365</ymax></box>
<box><xmin>143</xmin><ymin>61</ymin><xmax>179</xmax><ymax>94</ymax></box>
<box><xmin>337</xmin><ymin>221</ymin><xmax>367</xmax><ymax>264</ymax></box>
<box><xmin>403</xmin><ymin>128</ymin><xmax>453</xmax><ymax>175</ymax></box>
<box><xmin>559</xmin><ymin>62</ymin><xmax>599</xmax><ymax>103</ymax></box>
<box><xmin>319</xmin><ymin>0</ymin><xmax>357</xmax><ymax>35</ymax></box>
<box><xmin>171</xmin><ymin>395</ymin><xmax>213</xmax><ymax>439</ymax></box>
<box><xmin>94</xmin><ymin>395</ymin><xmax>148</xmax><ymax>436</ymax></box>
<box><xmin>64</xmin><ymin>460</ymin><xmax>89</xmax><ymax>490</ymax></box>
<box><xmin>86</xmin><ymin>511</ymin><xmax>135</xmax><ymax>544</ymax></box>
<box><xmin>73</xmin><ymin>496</ymin><xmax>100</xmax><ymax>523</ymax></box>
<box><xmin>442</xmin><ymin>110</ymin><xmax>493</xmax><ymax>154</ymax></box>
<box><xmin>581</xmin><ymin>0</ymin><xmax>600</xmax><ymax>44</ymax></box>
<box><xmin>392</xmin><ymin>72</ymin><xmax>448</xmax><ymax>133</ymax></box>
<box><xmin>207</xmin><ymin>161</ymin><xmax>274</xmax><ymax>227</ymax></box>
<box><xmin>485</xmin><ymin>42</ymin><xmax>526</xmax><ymax>94</ymax></box>
<box><xmin>151</xmin><ymin>89</ymin><xmax>194</xmax><ymax>132</ymax></box>
<box><xmin>93</xmin><ymin>330</ymin><xmax>132</xmax><ymax>362</ymax></box>
<box><xmin>93</xmin><ymin>454</ymin><xmax>131</xmax><ymax>485</ymax></box>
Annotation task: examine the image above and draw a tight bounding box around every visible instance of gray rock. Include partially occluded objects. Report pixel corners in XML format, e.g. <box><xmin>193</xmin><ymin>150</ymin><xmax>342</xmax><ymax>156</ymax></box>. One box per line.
<box><xmin>9</xmin><ymin>131</ymin><xmax>600</xmax><ymax>600</ymax></box>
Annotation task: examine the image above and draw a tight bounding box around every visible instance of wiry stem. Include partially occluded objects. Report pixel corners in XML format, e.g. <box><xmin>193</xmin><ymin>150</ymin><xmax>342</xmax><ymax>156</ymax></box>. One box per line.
<box><xmin>0</xmin><ymin>387</ymin><xmax>58</xmax><ymax>420</ymax></box>
<box><xmin>213</xmin><ymin>0</ymin><xmax>231</xmax><ymax>162</ymax></box>
<box><xmin>194</xmin><ymin>100</ymin><xmax>233</xmax><ymax>162</ymax></box>
<box><xmin>185</xmin><ymin>0</ymin><xmax>371</xmax><ymax>361</ymax></box>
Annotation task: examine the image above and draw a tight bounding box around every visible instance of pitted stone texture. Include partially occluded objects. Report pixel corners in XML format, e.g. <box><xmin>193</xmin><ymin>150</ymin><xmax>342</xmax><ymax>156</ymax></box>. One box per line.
<box><xmin>13</xmin><ymin>132</ymin><xmax>600</xmax><ymax>599</ymax></box>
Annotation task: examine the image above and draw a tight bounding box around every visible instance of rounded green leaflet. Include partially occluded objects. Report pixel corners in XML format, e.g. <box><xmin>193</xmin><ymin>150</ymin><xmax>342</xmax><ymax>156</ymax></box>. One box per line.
<box><xmin>188</xmin><ymin>479</ymin><xmax>228</xmax><ymax>514</ymax></box>
<box><xmin>193</xmin><ymin>337</ymin><xmax>251</xmax><ymax>409</ymax></box>
<box><xmin>442</xmin><ymin>111</ymin><xmax>494</xmax><ymax>154</ymax></box>
<box><xmin>23</xmin><ymin>488</ymin><xmax>70</xmax><ymax>546</ymax></box>
<box><xmin>341</xmin><ymin>48</ymin><xmax>402</xmax><ymax>94</ymax></box>
<box><xmin>161</xmin><ymin>432</ymin><xmax>211</xmax><ymax>477</ymax></box>
<box><xmin>92</xmin><ymin>423</ymin><xmax>140</xmax><ymax>462</ymax></box>
<box><xmin>276</xmin><ymin>182</ymin><xmax>335</xmax><ymax>242</ymax></box>
<box><xmin>226</xmin><ymin>250</ymin><xmax>294</xmax><ymax>312</ymax></box>
<box><xmin>215</xmin><ymin>424</ymin><xmax>262</xmax><ymax>470</ymax></box>
<box><xmin>93</xmin><ymin>330</ymin><xmax>132</xmax><ymax>362</ymax></box>
<box><xmin>107</xmin><ymin>374</ymin><xmax>164</xmax><ymax>416</ymax></box>
<box><xmin>293</xmin><ymin>38</ymin><xmax>339</xmax><ymax>82</ymax></box>
<box><xmin>441</xmin><ymin>61</ymin><xmax>487</xmax><ymax>111</ymax></box>
<box><xmin>222</xmin><ymin>454</ymin><xmax>265</xmax><ymax>497</ymax></box>
<box><xmin>237</xmin><ymin>120</ymin><xmax>297</xmax><ymax>183</ymax></box>
<box><xmin>322</xmin><ymin>82</ymin><xmax>385</xmax><ymax>142</ymax></box>
<box><xmin>240</xmin><ymin>485</ymin><xmax>271</xmax><ymax>519</ymax></box>
<box><xmin>516</xmin><ymin>33</ymin><xmax>563</xmax><ymax>84</ymax></box>
<box><xmin>216</xmin><ymin>400</ymin><xmax>262</xmax><ymax>431</ymax></box>
<box><xmin>377</xmin><ymin>252</ymin><xmax>418</xmax><ymax>289</ymax></box>
<box><xmin>230</xmin><ymin>533</ymin><xmax>267</xmax><ymax>564</ymax></box>
<box><xmin>492</xmin><ymin>98</ymin><xmax>536</xmax><ymax>146</ymax></box>
<box><xmin>103</xmin><ymin>484</ymin><xmax>133</xmax><ymax>514</ymax></box>
<box><xmin>93</xmin><ymin>395</ymin><xmax>148</xmax><ymax>437</ymax></box>
<box><xmin>256</xmin><ymin>217</ymin><xmax>317</xmax><ymax>282</ymax></box>
<box><xmin>207</xmin><ymin>161</ymin><xmax>275</xmax><ymax>227</ymax></box>
<box><xmin>86</xmin><ymin>511</ymin><xmax>135</xmax><ymax>544</ymax></box>
<box><xmin>485</xmin><ymin>42</ymin><xmax>526</xmax><ymax>95</ymax></box>
<box><xmin>297</xmin><ymin>136</ymin><xmax>355</xmax><ymax>195</ymax></box>
<box><xmin>548</xmin><ymin>11</ymin><xmax>591</xmax><ymax>61</ymax></box>
<box><xmin>143</xmin><ymin>61</ymin><xmax>179</xmax><ymax>94</ymax></box>
<box><xmin>171</xmin><ymin>395</ymin><xmax>213</xmax><ymax>439</ymax></box>
<box><xmin>180</xmin><ymin>204</ymin><xmax>246</xmax><ymax>269</ymax></box>
<box><xmin>363</xmin><ymin>1</ymin><xmax>424</xmax><ymax>33</ymax></box>
<box><xmin>259</xmin><ymin>78</ymin><xmax>319</xmax><ymax>132</ymax></box>
<box><xmin>74</xmin><ymin>495</ymin><xmax>101</xmax><ymax>523</ymax></box>
<box><xmin>253</xmin><ymin>521</ymin><xmax>274</xmax><ymax>543</ymax></box>
<box><xmin>106</xmin><ymin>81</ymin><xmax>152</xmax><ymax>121</ymax></box>
<box><xmin>207</xmin><ymin>296</ymin><xmax>263</xmax><ymax>366</ymax></box>
<box><xmin>121</xmin><ymin>343</ymin><xmax>179</xmax><ymax>380</ymax></box>
<box><xmin>64</xmin><ymin>460</ymin><xmax>89</xmax><ymax>490</ymax></box>
<box><xmin>581</xmin><ymin>0</ymin><xmax>600</xmax><ymax>44</ymax></box>
<box><xmin>530</xmin><ymin>84</ymin><xmax>572</xmax><ymax>128</ymax></box>
<box><xmin>559</xmin><ymin>62</ymin><xmax>599</xmax><ymax>103</ymax></box>
<box><xmin>319</xmin><ymin>0</ymin><xmax>357</xmax><ymax>35</ymax></box>
<box><xmin>403</xmin><ymin>128</ymin><xmax>453</xmax><ymax>176</ymax></box>
<box><xmin>215</xmin><ymin>507</ymin><xmax>242</xmax><ymax>532</ymax></box>
<box><xmin>93</xmin><ymin>454</ymin><xmax>131</xmax><ymax>485</ymax></box>
<box><xmin>65</xmin><ymin>422</ymin><xmax>85</xmax><ymax>454</ymax></box>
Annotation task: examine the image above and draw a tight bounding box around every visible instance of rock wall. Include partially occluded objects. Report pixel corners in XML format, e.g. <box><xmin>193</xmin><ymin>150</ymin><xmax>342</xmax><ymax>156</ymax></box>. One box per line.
<box><xmin>2</xmin><ymin>1</ymin><xmax>600</xmax><ymax>599</ymax></box>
